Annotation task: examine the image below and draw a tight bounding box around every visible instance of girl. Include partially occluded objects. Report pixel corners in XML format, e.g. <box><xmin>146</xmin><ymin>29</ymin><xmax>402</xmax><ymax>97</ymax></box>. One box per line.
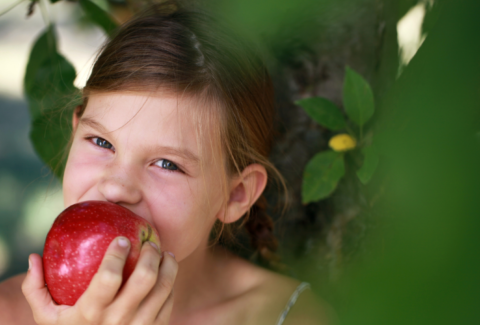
<box><xmin>0</xmin><ymin>2</ymin><xmax>328</xmax><ymax>324</ymax></box>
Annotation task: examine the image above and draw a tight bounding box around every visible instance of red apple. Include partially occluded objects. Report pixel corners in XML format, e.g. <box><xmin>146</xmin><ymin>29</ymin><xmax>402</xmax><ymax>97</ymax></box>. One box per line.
<box><xmin>43</xmin><ymin>200</ymin><xmax>161</xmax><ymax>306</ymax></box>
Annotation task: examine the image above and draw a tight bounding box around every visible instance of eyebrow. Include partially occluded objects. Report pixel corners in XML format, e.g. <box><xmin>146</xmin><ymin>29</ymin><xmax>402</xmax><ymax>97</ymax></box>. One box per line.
<box><xmin>155</xmin><ymin>145</ymin><xmax>200</xmax><ymax>163</ymax></box>
<box><xmin>80</xmin><ymin>117</ymin><xmax>109</xmax><ymax>134</ymax></box>
<box><xmin>79</xmin><ymin>117</ymin><xmax>200</xmax><ymax>163</ymax></box>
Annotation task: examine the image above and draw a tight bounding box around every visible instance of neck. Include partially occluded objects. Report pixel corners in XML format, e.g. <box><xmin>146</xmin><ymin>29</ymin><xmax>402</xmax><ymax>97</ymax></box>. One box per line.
<box><xmin>171</xmin><ymin>237</ymin><xmax>231</xmax><ymax>315</ymax></box>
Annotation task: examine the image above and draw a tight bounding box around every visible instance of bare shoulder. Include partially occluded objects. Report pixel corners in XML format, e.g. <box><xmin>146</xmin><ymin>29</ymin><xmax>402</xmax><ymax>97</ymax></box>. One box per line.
<box><xmin>281</xmin><ymin>285</ymin><xmax>334</xmax><ymax>325</ymax></box>
<box><xmin>229</xmin><ymin>258</ymin><xmax>332</xmax><ymax>325</ymax></box>
<box><xmin>0</xmin><ymin>273</ymin><xmax>36</xmax><ymax>325</ymax></box>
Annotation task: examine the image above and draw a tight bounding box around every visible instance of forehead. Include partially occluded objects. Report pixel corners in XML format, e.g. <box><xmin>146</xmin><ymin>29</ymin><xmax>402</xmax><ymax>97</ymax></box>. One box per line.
<box><xmin>83</xmin><ymin>91</ymin><xmax>191</xmax><ymax>132</ymax></box>
<box><xmin>81</xmin><ymin>91</ymin><xmax>222</xmax><ymax>163</ymax></box>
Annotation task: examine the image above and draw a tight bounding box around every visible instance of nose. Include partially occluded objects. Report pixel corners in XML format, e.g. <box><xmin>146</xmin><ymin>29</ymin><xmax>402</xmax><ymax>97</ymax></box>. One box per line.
<box><xmin>97</xmin><ymin>160</ymin><xmax>142</xmax><ymax>206</ymax></box>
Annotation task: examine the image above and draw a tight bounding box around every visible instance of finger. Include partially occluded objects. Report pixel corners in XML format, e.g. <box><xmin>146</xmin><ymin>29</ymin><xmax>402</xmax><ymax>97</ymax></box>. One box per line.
<box><xmin>77</xmin><ymin>237</ymin><xmax>130</xmax><ymax>318</ymax></box>
<box><xmin>111</xmin><ymin>242</ymin><xmax>161</xmax><ymax>316</ymax></box>
<box><xmin>136</xmin><ymin>252</ymin><xmax>178</xmax><ymax>325</ymax></box>
<box><xmin>154</xmin><ymin>290</ymin><xmax>174</xmax><ymax>325</ymax></box>
<box><xmin>22</xmin><ymin>254</ymin><xmax>58</xmax><ymax>324</ymax></box>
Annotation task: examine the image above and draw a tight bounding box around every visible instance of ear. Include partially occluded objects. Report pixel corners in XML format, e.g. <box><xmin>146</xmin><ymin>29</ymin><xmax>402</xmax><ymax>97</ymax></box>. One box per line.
<box><xmin>72</xmin><ymin>105</ymin><xmax>82</xmax><ymax>133</ymax></box>
<box><xmin>218</xmin><ymin>164</ymin><xmax>268</xmax><ymax>224</ymax></box>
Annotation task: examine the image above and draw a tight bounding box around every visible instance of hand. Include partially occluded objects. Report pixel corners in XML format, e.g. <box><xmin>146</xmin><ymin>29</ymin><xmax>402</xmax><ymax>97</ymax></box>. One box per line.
<box><xmin>22</xmin><ymin>237</ymin><xmax>178</xmax><ymax>325</ymax></box>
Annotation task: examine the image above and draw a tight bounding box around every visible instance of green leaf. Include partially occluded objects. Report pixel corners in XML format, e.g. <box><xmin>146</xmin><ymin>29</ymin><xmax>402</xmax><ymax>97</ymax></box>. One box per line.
<box><xmin>343</xmin><ymin>67</ymin><xmax>375</xmax><ymax>127</ymax></box>
<box><xmin>296</xmin><ymin>97</ymin><xmax>346</xmax><ymax>130</ymax></box>
<box><xmin>49</xmin><ymin>0</ymin><xmax>62</xmax><ymax>3</ymax></box>
<box><xmin>24</xmin><ymin>26</ymin><xmax>57</xmax><ymax>119</ymax></box>
<box><xmin>80</xmin><ymin>0</ymin><xmax>117</xmax><ymax>37</ymax></box>
<box><xmin>27</xmin><ymin>53</ymin><xmax>81</xmax><ymax>178</ymax></box>
<box><xmin>24</xmin><ymin>25</ymin><xmax>81</xmax><ymax>179</ymax></box>
<box><xmin>30</xmin><ymin>105</ymin><xmax>77</xmax><ymax>178</ymax></box>
<box><xmin>302</xmin><ymin>151</ymin><xmax>345</xmax><ymax>204</ymax></box>
<box><xmin>357</xmin><ymin>145</ymin><xmax>379</xmax><ymax>185</ymax></box>
<box><xmin>26</xmin><ymin>52</ymin><xmax>78</xmax><ymax>120</ymax></box>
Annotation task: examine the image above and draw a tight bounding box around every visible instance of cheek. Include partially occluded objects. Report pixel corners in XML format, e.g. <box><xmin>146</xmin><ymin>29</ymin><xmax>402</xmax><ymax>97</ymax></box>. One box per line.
<box><xmin>146</xmin><ymin>176</ymin><xmax>223</xmax><ymax>261</ymax></box>
<box><xmin>62</xmin><ymin>144</ymin><xmax>103</xmax><ymax>207</ymax></box>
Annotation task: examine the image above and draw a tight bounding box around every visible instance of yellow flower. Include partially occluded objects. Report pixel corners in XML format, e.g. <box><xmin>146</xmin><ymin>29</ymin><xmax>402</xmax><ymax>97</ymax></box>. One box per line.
<box><xmin>329</xmin><ymin>134</ymin><xmax>357</xmax><ymax>152</ymax></box>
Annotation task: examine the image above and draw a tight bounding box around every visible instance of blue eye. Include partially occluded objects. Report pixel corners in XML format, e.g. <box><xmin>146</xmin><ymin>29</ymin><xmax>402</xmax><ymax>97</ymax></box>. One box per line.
<box><xmin>156</xmin><ymin>159</ymin><xmax>178</xmax><ymax>171</ymax></box>
<box><xmin>93</xmin><ymin>137</ymin><xmax>113</xmax><ymax>150</ymax></box>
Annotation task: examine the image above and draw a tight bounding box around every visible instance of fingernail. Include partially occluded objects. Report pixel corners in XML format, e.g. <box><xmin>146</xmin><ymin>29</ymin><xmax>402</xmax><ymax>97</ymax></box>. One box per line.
<box><xmin>117</xmin><ymin>237</ymin><xmax>130</xmax><ymax>248</ymax></box>
<box><xmin>149</xmin><ymin>241</ymin><xmax>158</xmax><ymax>251</ymax></box>
<box><xmin>28</xmin><ymin>256</ymin><xmax>32</xmax><ymax>271</ymax></box>
<box><xmin>167</xmin><ymin>251</ymin><xmax>175</xmax><ymax>259</ymax></box>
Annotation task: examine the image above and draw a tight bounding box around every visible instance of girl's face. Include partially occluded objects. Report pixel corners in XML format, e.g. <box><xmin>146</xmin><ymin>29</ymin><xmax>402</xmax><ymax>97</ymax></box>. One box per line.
<box><xmin>63</xmin><ymin>92</ymin><xmax>226</xmax><ymax>262</ymax></box>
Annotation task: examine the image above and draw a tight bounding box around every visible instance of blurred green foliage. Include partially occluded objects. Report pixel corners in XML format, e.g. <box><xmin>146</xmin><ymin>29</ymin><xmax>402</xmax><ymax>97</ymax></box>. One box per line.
<box><xmin>297</xmin><ymin>67</ymin><xmax>378</xmax><ymax>204</ymax></box>
<box><xmin>324</xmin><ymin>1</ymin><xmax>480</xmax><ymax>324</ymax></box>
<box><xmin>302</xmin><ymin>150</ymin><xmax>345</xmax><ymax>203</ymax></box>
<box><xmin>78</xmin><ymin>0</ymin><xmax>117</xmax><ymax>36</ymax></box>
<box><xmin>25</xmin><ymin>26</ymin><xmax>80</xmax><ymax>178</ymax></box>
<box><xmin>343</xmin><ymin>68</ymin><xmax>375</xmax><ymax>129</ymax></box>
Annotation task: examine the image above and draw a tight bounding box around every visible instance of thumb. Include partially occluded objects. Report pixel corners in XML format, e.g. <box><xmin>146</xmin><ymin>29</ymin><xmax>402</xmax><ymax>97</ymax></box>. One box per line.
<box><xmin>21</xmin><ymin>254</ymin><xmax>59</xmax><ymax>324</ymax></box>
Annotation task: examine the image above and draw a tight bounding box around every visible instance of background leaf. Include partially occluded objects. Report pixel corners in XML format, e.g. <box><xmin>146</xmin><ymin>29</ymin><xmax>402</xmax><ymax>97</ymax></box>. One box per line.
<box><xmin>79</xmin><ymin>0</ymin><xmax>117</xmax><ymax>37</ymax></box>
<box><xmin>343</xmin><ymin>66</ymin><xmax>375</xmax><ymax>127</ymax></box>
<box><xmin>296</xmin><ymin>97</ymin><xmax>346</xmax><ymax>130</ymax></box>
<box><xmin>357</xmin><ymin>145</ymin><xmax>379</xmax><ymax>184</ymax></box>
<box><xmin>30</xmin><ymin>106</ymin><xmax>76</xmax><ymax>178</ymax></box>
<box><xmin>302</xmin><ymin>150</ymin><xmax>345</xmax><ymax>203</ymax></box>
<box><xmin>24</xmin><ymin>25</ymin><xmax>81</xmax><ymax>178</ymax></box>
<box><xmin>24</xmin><ymin>26</ymin><xmax>57</xmax><ymax>120</ymax></box>
<box><xmin>26</xmin><ymin>52</ymin><xmax>77</xmax><ymax>119</ymax></box>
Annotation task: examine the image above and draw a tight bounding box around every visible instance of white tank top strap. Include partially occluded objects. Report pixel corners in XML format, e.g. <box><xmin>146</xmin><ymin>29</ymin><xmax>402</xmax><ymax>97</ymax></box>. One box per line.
<box><xmin>275</xmin><ymin>282</ymin><xmax>311</xmax><ymax>325</ymax></box>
